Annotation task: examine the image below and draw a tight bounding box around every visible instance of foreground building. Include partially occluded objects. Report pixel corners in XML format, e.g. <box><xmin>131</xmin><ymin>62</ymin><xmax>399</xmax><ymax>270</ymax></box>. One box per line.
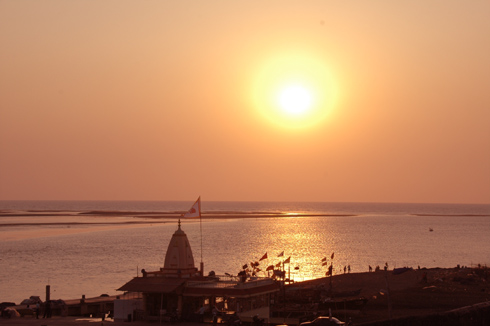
<box><xmin>117</xmin><ymin>220</ymin><xmax>280</xmax><ymax>322</ymax></box>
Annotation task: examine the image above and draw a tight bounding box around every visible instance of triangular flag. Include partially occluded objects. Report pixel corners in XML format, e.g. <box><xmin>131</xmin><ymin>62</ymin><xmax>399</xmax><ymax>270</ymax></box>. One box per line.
<box><xmin>321</xmin><ymin>257</ymin><xmax>327</xmax><ymax>262</ymax></box>
<box><xmin>322</xmin><ymin>261</ymin><xmax>329</xmax><ymax>266</ymax></box>
<box><xmin>275</xmin><ymin>262</ymin><xmax>281</xmax><ymax>267</ymax></box>
<box><xmin>183</xmin><ymin>197</ymin><xmax>201</xmax><ymax>218</ymax></box>
<box><xmin>259</xmin><ymin>252</ymin><xmax>268</xmax><ymax>261</ymax></box>
<box><xmin>284</xmin><ymin>256</ymin><xmax>291</xmax><ymax>264</ymax></box>
<box><xmin>278</xmin><ymin>251</ymin><xmax>284</xmax><ymax>257</ymax></box>
<box><xmin>331</xmin><ymin>252</ymin><xmax>335</xmax><ymax>259</ymax></box>
<box><xmin>266</xmin><ymin>265</ymin><xmax>274</xmax><ymax>271</ymax></box>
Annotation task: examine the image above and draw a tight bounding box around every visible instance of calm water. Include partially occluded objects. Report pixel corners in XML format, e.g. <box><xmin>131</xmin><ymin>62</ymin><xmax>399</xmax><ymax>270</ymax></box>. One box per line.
<box><xmin>1</xmin><ymin>201</ymin><xmax>489</xmax><ymax>304</ymax></box>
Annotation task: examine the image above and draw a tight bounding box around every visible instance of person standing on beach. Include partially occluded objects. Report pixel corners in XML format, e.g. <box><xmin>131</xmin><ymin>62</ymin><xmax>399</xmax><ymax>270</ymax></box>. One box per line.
<box><xmin>35</xmin><ymin>302</ymin><xmax>40</xmax><ymax>319</ymax></box>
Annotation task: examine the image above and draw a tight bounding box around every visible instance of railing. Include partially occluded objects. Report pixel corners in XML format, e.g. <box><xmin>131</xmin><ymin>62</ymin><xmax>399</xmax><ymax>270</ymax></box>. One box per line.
<box><xmin>187</xmin><ymin>276</ymin><xmax>276</xmax><ymax>289</ymax></box>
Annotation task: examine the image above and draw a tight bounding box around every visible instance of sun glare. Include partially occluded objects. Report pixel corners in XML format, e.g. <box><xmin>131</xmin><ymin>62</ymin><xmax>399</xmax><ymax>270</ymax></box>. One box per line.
<box><xmin>251</xmin><ymin>52</ymin><xmax>338</xmax><ymax>129</ymax></box>
<box><xmin>277</xmin><ymin>84</ymin><xmax>313</xmax><ymax>116</ymax></box>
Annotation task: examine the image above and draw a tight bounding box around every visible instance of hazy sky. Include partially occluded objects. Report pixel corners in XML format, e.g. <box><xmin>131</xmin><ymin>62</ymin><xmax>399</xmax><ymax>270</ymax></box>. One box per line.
<box><xmin>1</xmin><ymin>1</ymin><xmax>489</xmax><ymax>204</ymax></box>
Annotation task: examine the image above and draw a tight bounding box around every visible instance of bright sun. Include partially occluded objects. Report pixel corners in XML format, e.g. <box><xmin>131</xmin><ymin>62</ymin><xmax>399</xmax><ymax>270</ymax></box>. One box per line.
<box><xmin>251</xmin><ymin>52</ymin><xmax>338</xmax><ymax>129</ymax></box>
<box><xmin>277</xmin><ymin>84</ymin><xmax>313</xmax><ymax>116</ymax></box>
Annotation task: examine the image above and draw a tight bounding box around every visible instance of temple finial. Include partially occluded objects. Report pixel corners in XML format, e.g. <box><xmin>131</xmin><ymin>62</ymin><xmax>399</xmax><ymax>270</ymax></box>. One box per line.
<box><xmin>178</xmin><ymin>218</ymin><xmax>181</xmax><ymax>229</ymax></box>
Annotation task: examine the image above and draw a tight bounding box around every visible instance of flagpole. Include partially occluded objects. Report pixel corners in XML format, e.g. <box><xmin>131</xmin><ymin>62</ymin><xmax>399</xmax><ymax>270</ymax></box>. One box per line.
<box><xmin>199</xmin><ymin>197</ymin><xmax>203</xmax><ymax>276</ymax></box>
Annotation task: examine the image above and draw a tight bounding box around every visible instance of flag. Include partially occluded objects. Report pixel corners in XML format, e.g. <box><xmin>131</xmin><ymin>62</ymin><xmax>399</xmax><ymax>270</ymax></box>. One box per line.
<box><xmin>284</xmin><ymin>256</ymin><xmax>291</xmax><ymax>264</ymax></box>
<box><xmin>259</xmin><ymin>252</ymin><xmax>268</xmax><ymax>261</ymax></box>
<box><xmin>183</xmin><ymin>197</ymin><xmax>201</xmax><ymax>218</ymax></box>
<box><xmin>266</xmin><ymin>265</ymin><xmax>274</xmax><ymax>271</ymax></box>
<box><xmin>321</xmin><ymin>257</ymin><xmax>327</xmax><ymax>262</ymax></box>
<box><xmin>331</xmin><ymin>252</ymin><xmax>335</xmax><ymax>259</ymax></box>
<box><xmin>322</xmin><ymin>261</ymin><xmax>328</xmax><ymax>266</ymax></box>
<box><xmin>275</xmin><ymin>262</ymin><xmax>281</xmax><ymax>267</ymax></box>
<box><xmin>278</xmin><ymin>251</ymin><xmax>284</xmax><ymax>257</ymax></box>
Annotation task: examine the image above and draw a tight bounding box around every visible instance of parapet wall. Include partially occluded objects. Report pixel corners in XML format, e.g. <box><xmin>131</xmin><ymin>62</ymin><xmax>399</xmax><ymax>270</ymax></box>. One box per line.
<box><xmin>357</xmin><ymin>301</ymin><xmax>490</xmax><ymax>326</ymax></box>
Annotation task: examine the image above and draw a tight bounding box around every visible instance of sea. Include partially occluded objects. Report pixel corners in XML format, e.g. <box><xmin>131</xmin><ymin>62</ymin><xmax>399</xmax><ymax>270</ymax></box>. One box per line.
<box><xmin>1</xmin><ymin>200</ymin><xmax>489</xmax><ymax>304</ymax></box>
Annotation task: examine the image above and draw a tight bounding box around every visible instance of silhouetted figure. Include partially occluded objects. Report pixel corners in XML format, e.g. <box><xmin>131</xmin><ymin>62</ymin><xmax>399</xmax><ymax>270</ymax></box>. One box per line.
<box><xmin>348</xmin><ymin>265</ymin><xmax>351</xmax><ymax>273</ymax></box>
<box><xmin>197</xmin><ymin>305</ymin><xmax>206</xmax><ymax>323</ymax></box>
<box><xmin>344</xmin><ymin>266</ymin><xmax>346</xmax><ymax>273</ymax></box>
<box><xmin>227</xmin><ymin>312</ymin><xmax>241</xmax><ymax>326</ymax></box>
<box><xmin>252</xmin><ymin>315</ymin><xmax>264</xmax><ymax>326</ymax></box>
<box><xmin>212</xmin><ymin>306</ymin><xmax>219</xmax><ymax>326</ymax></box>
<box><xmin>369</xmin><ymin>265</ymin><xmax>372</xmax><ymax>272</ymax></box>
<box><xmin>43</xmin><ymin>301</ymin><xmax>52</xmax><ymax>318</ymax></box>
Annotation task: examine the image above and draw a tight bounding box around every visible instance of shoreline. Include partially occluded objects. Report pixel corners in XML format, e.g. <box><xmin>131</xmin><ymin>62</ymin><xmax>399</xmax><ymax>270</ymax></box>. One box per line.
<box><xmin>0</xmin><ymin>211</ymin><xmax>356</xmax><ymax>242</ymax></box>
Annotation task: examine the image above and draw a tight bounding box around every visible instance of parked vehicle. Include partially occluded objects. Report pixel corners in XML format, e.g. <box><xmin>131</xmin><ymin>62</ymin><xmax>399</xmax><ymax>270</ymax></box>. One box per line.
<box><xmin>0</xmin><ymin>302</ymin><xmax>16</xmax><ymax>311</ymax></box>
<box><xmin>20</xmin><ymin>296</ymin><xmax>42</xmax><ymax>305</ymax></box>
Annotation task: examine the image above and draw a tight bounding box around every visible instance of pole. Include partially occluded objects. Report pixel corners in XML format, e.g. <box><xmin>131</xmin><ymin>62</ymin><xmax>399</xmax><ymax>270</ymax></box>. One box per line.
<box><xmin>385</xmin><ymin>269</ymin><xmax>392</xmax><ymax>319</ymax></box>
<box><xmin>200</xmin><ymin>208</ymin><xmax>203</xmax><ymax>276</ymax></box>
<box><xmin>329</xmin><ymin>262</ymin><xmax>333</xmax><ymax>292</ymax></box>
<box><xmin>160</xmin><ymin>293</ymin><xmax>163</xmax><ymax>324</ymax></box>
<box><xmin>45</xmin><ymin>285</ymin><xmax>50</xmax><ymax>302</ymax></box>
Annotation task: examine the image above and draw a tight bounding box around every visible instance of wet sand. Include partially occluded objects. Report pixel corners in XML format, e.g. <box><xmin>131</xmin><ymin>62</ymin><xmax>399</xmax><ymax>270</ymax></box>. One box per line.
<box><xmin>0</xmin><ymin>209</ymin><xmax>189</xmax><ymax>241</ymax></box>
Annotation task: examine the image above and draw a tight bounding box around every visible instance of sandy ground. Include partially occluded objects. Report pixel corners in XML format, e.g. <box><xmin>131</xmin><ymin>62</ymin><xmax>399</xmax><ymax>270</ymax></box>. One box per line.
<box><xmin>295</xmin><ymin>267</ymin><xmax>490</xmax><ymax>324</ymax></box>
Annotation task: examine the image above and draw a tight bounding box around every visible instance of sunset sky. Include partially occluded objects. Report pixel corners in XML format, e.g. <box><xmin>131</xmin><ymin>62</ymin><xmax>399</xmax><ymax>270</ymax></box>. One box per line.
<box><xmin>1</xmin><ymin>1</ymin><xmax>489</xmax><ymax>204</ymax></box>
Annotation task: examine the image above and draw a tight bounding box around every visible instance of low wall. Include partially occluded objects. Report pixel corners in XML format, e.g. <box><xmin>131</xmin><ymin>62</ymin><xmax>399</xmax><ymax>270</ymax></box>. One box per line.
<box><xmin>357</xmin><ymin>301</ymin><xmax>490</xmax><ymax>326</ymax></box>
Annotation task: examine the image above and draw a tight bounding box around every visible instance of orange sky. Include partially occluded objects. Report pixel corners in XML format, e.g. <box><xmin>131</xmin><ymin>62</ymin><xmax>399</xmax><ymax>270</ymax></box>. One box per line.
<box><xmin>1</xmin><ymin>1</ymin><xmax>489</xmax><ymax>204</ymax></box>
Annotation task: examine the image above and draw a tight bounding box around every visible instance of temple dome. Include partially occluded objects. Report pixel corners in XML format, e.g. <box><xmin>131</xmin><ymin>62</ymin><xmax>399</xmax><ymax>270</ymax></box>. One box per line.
<box><xmin>162</xmin><ymin>220</ymin><xmax>197</xmax><ymax>277</ymax></box>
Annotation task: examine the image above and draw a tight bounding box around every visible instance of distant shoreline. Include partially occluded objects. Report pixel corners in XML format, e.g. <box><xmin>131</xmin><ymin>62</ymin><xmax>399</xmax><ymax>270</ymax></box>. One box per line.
<box><xmin>0</xmin><ymin>211</ymin><xmax>357</xmax><ymax>242</ymax></box>
<box><xmin>0</xmin><ymin>209</ymin><xmax>357</xmax><ymax>218</ymax></box>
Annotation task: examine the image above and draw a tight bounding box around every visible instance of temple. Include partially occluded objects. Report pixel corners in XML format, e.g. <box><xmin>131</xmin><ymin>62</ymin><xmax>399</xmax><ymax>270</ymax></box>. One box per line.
<box><xmin>117</xmin><ymin>220</ymin><xmax>280</xmax><ymax>322</ymax></box>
